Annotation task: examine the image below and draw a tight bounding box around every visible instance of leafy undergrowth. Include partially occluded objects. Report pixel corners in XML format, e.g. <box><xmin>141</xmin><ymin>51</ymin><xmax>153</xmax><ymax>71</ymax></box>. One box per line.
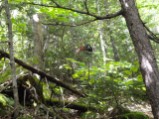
<box><xmin>0</xmin><ymin>60</ymin><xmax>154</xmax><ymax>118</ymax></box>
<box><xmin>0</xmin><ymin>105</ymin><xmax>153</xmax><ymax>119</ymax></box>
<box><xmin>0</xmin><ymin>93</ymin><xmax>153</xmax><ymax>119</ymax></box>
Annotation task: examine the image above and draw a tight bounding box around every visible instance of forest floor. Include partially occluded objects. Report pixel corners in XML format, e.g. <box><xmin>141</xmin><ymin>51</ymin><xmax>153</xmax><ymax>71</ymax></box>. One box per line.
<box><xmin>126</xmin><ymin>103</ymin><xmax>153</xmax><ymax>119</ymax></box>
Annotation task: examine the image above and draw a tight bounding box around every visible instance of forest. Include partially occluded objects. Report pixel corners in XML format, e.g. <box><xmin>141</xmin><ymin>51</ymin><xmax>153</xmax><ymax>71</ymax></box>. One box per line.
<box><xmin>0</xmin><ymin>0</ymin><xmax>159</xmax><ymax>119</ymax></box>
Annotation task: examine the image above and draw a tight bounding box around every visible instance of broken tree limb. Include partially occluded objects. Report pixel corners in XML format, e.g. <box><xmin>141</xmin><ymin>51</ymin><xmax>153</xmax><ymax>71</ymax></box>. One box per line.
<box><xmin>45</xmin><ymin>98</ymin><xmax>99</xmax><ymax>112</ymax></box>
<box><xmin>0</xmin><ymin>50</ymin><xmax>85</xmax><ymax>97</ymax></box>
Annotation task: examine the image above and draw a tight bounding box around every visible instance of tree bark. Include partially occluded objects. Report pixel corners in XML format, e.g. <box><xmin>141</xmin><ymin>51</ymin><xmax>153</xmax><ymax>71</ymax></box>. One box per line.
<box><xmin>4</xmin><ymin>0</ymin><xmax>19</xmax><ymax>118</ymax></box>
<box><xmin>33</xmin><ymin>14</ymin><xmax>44</xmax><ymax>70</ymax></box>
<box><xmin>119</xmin><ymin>0</ymin><xmax>159</xmax><ymax>118</ymax></box>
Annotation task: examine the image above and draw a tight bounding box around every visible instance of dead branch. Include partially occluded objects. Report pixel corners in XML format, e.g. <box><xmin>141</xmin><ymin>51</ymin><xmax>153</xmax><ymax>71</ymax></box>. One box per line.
<box><xmin>0</xmin><ymin>50</ymin><xmax>85</xmax><ymax>97</ymax></box>
<box><xmin>45</xmin><ymin>98</ymin><xmax>99</xmax><ymax>112</ymax></box>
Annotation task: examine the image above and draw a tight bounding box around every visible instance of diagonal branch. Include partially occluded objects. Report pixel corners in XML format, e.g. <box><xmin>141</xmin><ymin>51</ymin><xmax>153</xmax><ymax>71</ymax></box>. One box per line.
<box><xmin>23</xmin><ymin>2</ymin><xmax>123</xmax><ymax>20</ymax></box>
<box><xmin>0</xmin><ymin>50</ymin><xmax>85</xmax><ymax>97</ymax></box>
<box><xmin>143</xmin><ymin>22</ymin><xmax>159</xmax><ymax>43</ymax></box>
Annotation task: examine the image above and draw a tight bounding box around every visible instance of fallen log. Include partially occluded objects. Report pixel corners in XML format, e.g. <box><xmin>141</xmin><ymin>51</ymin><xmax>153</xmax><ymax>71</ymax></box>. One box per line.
<box><xmin>1</xmin><ymin>74</ymin><xmax>43</xmax><ymax>105</ymax></box>
<box><xmin>45</xmin><ymin>98</ymin><xmax>99</xmax><ymax>112</ymax></box>
<box><xmin>0</xmin><ymin>50</ymin><xmax>85</xmax><ymax>97</ymax></box>
<box><xmin>1</xmin><ymin>74</ymin><xmax>98</xmax><ymax>112</ymax></box>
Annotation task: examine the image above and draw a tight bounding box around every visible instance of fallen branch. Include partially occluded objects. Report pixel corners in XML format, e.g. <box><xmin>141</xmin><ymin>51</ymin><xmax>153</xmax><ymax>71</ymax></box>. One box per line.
<box><xmin>45</xmin><ymin>98</ymin><xmax>99</xmax><ymax>112</ymax></box>
<box><xmin>0</xmin><ymin>50</ymin><xmax>85</xmax><ymax>97</ymax></box>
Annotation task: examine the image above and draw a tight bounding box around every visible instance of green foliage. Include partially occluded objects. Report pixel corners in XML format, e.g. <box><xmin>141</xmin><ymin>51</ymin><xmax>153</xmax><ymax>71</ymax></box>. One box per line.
<box><xmin>17</xmin><ymin>115</ymin><xmax>33</xmax><ymax>119</ymax></box>
<box><xmin>0</xmin><ymin>59</ymin><xmax>11</xmax><ymax>83</ymax></box>
<box><xmin>81</xmin><ymin>111</ymin><xmax>98</xmax><ymax>119</ymax></box>
<box><xmin>117</xmin><ymin>112</ymin><xmax>149</xmax><ymax>119</ymax></box>
<box><xmin>0</xmin><ymin>94</ymin><xmax>14</xmax><ymax>107</ymax></box>
<box><xmin>67</xmin><ymin>59</ymin><xmax>146</xmax><ymax>109</ymax></box>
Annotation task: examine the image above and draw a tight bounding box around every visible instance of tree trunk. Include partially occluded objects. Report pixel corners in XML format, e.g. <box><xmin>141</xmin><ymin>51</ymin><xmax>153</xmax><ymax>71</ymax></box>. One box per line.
<box><xmin>97</xmin><ymin>0</ymin><xmax>107</xmax><ymax>65</ymax></box>
<box><xmin>110</xmin><ymin>36</ymin><xmax>120</xmax><ymax>61</ymax></box>
<box><xmin>119</xmin><ymin>0</ymin><xmax>159</xmax><ymax>118</ymax></box>
<box><xmin>4</xmin><ymin>0</ymin><xmax>19</xmax><ymax>118</ymax></box>
<box><xmin>33</xmin><ymin>14</ymin><xmax>44</xmax><ymax>70</ymax></box>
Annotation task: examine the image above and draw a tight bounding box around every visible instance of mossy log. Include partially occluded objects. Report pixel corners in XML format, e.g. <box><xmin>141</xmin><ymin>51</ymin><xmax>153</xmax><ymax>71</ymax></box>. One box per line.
<box><xmin>0</xmin><ymin>74</ymin><xmax>99</xmax><ymax>112</ymax></box>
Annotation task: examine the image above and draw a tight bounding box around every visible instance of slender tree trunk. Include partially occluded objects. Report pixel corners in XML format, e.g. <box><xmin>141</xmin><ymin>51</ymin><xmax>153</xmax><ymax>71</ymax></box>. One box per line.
<box><xmin>119</xmin><ymin>0</ymin><xmax>159</xmax><ymax>118</ymax></box>
<box><xmin>98</xmin><ymin>21</ymin><xmax>107</xmax><ymax>64</ymax></box>
<box><xmin>33</xmin><ymin>14</ymin><xmax>44</xmax><ymax>70</ymax></box>
<box><xmin>97</xmin><ymin>0</ymin><xmax>107</xmax><ymax>65</ymax></box>
<box><xmin>110</xmin><ymin>36</ymin><xmax>120</xmax><ymax>61</ymax></box>
<box><xmin>4</xmin><ymin>0</ymin><xmax>19</xmax><ymax>118</ymax></box>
